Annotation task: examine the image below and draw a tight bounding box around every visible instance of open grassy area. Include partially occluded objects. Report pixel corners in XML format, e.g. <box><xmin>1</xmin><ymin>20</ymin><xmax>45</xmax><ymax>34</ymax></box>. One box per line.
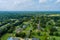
<box><xmin>55</xmin><ymin>37</ymin><xmax>60</xmax><ymax>40</ymax></box>
<box><xmin>1</xmin><ymin>33</ymin><xmax>10</xmax><ymax>40</ymax></box>
<box><xmin>50</xmin><ymin>36</ymin><xmax>60</xmax><ymax>40</ymax></box>
<box><xmin>1</xmin><ymin>33</ymin><xmax>15</xmax><ymax>40</ymax></box>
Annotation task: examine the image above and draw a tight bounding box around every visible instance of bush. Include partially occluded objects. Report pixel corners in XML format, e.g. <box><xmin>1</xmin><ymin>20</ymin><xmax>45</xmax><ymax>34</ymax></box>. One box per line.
<box><xmin>15</xmin><ymin>32</ymin><xmax>26</xmax><ymax>38</ymax></box>
<box><xmin>55</xmin><ymin>32</ymin><xmax>60</xmax><ymax>36</ymax></box>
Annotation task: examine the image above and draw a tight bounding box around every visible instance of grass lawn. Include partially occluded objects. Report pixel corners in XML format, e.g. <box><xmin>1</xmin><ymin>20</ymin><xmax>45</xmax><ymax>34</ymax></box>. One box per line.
<box><xmin>50</xmin><ymin>36</ymin><xmax>60</xmax><ymax>40</ymax></box>
<box><xmin>1</xmin><ymin>33</ymin><xmax>12</xmax><ymax>40</ymax></box>
<box><xmin>55</xmin><ymin>36</ymin><xmax>60</xmax><ymax>40</ymax></box>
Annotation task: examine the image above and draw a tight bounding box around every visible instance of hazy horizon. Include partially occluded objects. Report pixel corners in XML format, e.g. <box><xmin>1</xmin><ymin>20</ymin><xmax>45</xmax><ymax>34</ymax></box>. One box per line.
<box><xmin>0</xmin><ymin>0</ymin><xmax>60</xmax><ymax>11</ymax></box>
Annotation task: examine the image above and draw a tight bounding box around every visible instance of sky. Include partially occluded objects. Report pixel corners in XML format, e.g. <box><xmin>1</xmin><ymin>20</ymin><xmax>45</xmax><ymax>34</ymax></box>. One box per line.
<box><xmin>0</xmin><ymin>0</ymin><xmax>60</xmax><ymax>11</ymax></box>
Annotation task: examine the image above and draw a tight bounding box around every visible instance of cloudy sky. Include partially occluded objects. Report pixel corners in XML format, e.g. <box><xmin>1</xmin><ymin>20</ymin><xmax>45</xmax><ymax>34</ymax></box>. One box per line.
<box><xmin>0</xmin><ymin>0</ymin><xmax>60</xmax><ymax>11</ymax></box>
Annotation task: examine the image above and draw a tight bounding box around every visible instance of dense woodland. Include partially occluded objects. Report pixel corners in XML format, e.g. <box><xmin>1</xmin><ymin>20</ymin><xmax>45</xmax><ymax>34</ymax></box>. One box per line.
<box><xmin>0</xmin><ymin>12</ymin><xmax>60</xmax><ymax>40</ymax></box>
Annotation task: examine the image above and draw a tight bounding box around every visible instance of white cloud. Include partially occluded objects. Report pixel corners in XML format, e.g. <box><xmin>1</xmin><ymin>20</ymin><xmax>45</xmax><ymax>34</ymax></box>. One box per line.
<box><xmin>39</xmin><ymin>0</ymin><xmax>47</xmax><ymax>3</ymax></box>
<box><xmin>0</xmin><ymin>0</ymin><xmax>7</xmax><ymax>3</ymax></box>
<box><xmin>0</xmin><ymin>0</ymin><xmax>32</xmax><ymax>4</ymax></box>
<box><xmin>0</xmin><ymin>0</ymin><xmax>60</xmax><ymax>11</ymax></box>
<box><xmin>55</xmin><ymin>0</ymin><xmax>60</xmax><ymax>3</ymax></box>
<box><xmin>13</xmin><ymin>0</ymin><xmax>28</xmax><ymax>4</ymax></box>
<box><xmin>39</xmin><ymin>0</ymin><xmax>57</xmax><ymax>4</ymax></box>
<box><xmin>0</xmin><ymin>0</ymin><xmax>34</xmax><ymax>10</ymax></box>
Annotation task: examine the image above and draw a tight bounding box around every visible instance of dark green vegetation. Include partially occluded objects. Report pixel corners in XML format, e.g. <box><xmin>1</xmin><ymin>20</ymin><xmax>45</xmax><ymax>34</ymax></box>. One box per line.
<box><xmin>0</xmin><ymin>11</ymin><xmax>60</xmax><ymax>40</ymax></box>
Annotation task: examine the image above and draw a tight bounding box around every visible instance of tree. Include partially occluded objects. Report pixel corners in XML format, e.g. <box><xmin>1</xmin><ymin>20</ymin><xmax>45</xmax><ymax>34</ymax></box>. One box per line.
<box><xmin>15</xmin><ymin>32</ymin><xmax>26</xmax><ymax>38</ymax></box>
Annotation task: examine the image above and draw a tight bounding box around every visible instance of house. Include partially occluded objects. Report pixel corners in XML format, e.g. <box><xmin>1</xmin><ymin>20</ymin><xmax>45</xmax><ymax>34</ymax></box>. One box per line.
<box><xmin>7</xmin><ymin>37</ymin><xmax>40</xmax><ymax>40</ymax></box>
<box><xmin>32</xmin><ymin>38</ymin><xmax>40</xmax><ymax>40</ymax></box>
<box><xmin>23</xmin><ymin>25</ymin><xmax>27</xmax><ymax>29</ymax></box>
<box><xmin>15</xmin><ymin>28</ymin><xmax>22</xmax><ymax>34</ymax></box>
<box><xmin>7</xmin><ymin>37</ymin><xmax>20</xmax><ymax>40</ymax></box>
